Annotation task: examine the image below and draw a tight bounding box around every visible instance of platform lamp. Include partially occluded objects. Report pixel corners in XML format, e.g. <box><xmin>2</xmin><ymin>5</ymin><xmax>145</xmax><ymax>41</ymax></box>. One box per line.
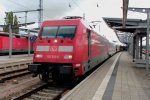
<box><xmin>128</xmin><ymin>7</ymin><xmax>150</xmax><ymax>75</ymax></box>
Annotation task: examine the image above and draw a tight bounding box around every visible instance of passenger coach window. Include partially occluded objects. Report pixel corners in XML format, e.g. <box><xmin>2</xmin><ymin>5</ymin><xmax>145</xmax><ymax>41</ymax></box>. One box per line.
<box><xmin>40</xmin><ymin>26</ymin><xmax>58</xmax><ymax>38</ymax></box>
<box><xmin>57</xmin><ymin>26</ymin><xmax>76</xmax><ymax>38</ymax></box>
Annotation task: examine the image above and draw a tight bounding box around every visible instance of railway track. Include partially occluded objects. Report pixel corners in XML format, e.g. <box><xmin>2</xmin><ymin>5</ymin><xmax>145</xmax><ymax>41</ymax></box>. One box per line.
<box><xmin>11</xmin><ymin>82</ymin><xmax>68</xmax><ymax>100</ymax></box>
<box><xmin>0</xmin><ymin>68</ymin><xmax>30</xmax><ymax>83</ymax></box>
<box><xmin>0</xmin><ymin>59</ymin><xmax>32</xmax><ymax>82</ymax></box>
<box><xmin>0</xmin><ymin>58</ymin><xmax>70</xmax><ymax>100</ymax></box>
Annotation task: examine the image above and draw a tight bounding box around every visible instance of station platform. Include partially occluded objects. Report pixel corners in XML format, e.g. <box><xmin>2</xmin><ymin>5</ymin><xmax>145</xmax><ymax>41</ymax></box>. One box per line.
<box><xmin>0</xmin><ymin>54</ymin><xmax>33</xmax><ymax>64</ymax></box>
<box><xmin>61</xmin><ymin>52</ymin><xmax>150</xmax><ymax>100</ymax></box>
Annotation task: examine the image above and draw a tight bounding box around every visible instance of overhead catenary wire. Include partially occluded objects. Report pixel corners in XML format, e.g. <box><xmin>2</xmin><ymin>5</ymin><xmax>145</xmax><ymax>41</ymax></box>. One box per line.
<box><xmin>7</xmin><ymin>0</ymin><xmax>49</xmax><ymax>23</ymax></box>
<box><xmin>69</xmin><ymin>0</ymin><xmax>100</xmax><ymax>20</ymax></box>
<box><xmin>68</xmin><ymin>0</ymin><xmax>87</xmax><ymax>19</ymax></box>
<box><xmin>7</xmin><ymin>0</ymin><xmax>40</xmax><ymax>22</ymax></box>
<box><xmin>42</xmin><ymin>0</ymin><xmax>58</xmax><ymax>19</ymax></box>
<box><xmin>7</xmin><ymin>0</ymin><xmax>31</xmax><ymax>10</ymax></box>
<box><xmin>5</xmin><ymin>0</ymin><xmax>100</xmax><ymax>23</ymax></box>
<box><xmin>97</xmin><ymin>1</ymin><xmax>99</xmax><ymax>7</ymax></box>
<box><xmin>71</xmin><ymin>0</ymin><xmax>84</xmax><ymax>13</ymax></box>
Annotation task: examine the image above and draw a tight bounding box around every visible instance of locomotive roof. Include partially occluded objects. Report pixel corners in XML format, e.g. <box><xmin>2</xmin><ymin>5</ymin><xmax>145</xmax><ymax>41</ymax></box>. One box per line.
<box><xmin>43</xmin><ymin>19</ymin><xmax>81</xmax><ymax>24</ymax></box>
<box><xmin>42</xmin><ymin>19</ymin><xmax>93</xmax><ymax>30</ymax></box>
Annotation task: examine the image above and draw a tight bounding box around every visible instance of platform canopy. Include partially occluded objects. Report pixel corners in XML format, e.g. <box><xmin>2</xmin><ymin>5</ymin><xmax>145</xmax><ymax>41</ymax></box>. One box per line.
<box><xmin>103</xmin><ymin>17</ymin><xmax>147</xmax><ymax>34</ymax></box>
<box><xmin>103</xmin><ymin>17</ymin><xmax>148</xmax><ymax>44</ymax></box>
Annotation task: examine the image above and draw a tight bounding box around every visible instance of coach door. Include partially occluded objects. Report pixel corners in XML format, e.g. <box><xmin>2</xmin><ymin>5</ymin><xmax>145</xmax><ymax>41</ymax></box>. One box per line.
<box><xmin>86</xmin><ymin>29</ymin><xmax>91</xmax><ymax>57</ymax></box>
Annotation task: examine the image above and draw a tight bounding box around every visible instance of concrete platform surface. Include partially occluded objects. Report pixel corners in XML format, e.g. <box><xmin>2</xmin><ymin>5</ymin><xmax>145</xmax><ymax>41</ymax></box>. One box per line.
<box><xmin>61</xmin><ymin>52</ymin><xmax>150</xmax><ymax>100</ymax></box>
<box><xmin>0</xmin><ymin>54</ymin><xmax>33</xmax><ymax>64</ymax></box>
<box><xmin>112</xmin><ymin>52</ymin><xmax>150</xmax><ymax>100</ymax></box>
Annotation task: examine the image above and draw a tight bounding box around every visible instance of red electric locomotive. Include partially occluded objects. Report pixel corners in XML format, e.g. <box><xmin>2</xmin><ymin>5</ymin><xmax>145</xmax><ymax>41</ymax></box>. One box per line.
<box><xmin>28</xmin><ymin>17</ymin><xmax>109</xmax><ymax>81</ymax></box>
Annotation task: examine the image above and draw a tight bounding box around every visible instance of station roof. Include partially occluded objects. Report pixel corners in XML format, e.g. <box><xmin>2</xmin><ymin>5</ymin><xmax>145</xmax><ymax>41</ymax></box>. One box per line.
<box><xmin>103</xmin><ymin>17</ymin><xmax>147</xmax><ymax>33</ymax></box>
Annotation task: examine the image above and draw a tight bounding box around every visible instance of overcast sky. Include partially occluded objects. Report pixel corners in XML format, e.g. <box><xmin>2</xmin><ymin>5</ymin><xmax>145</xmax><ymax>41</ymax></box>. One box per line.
<box><xmin>0</xmin><ymin>0</ymin><xmax>149</xmax><ymax>43</ymax></box>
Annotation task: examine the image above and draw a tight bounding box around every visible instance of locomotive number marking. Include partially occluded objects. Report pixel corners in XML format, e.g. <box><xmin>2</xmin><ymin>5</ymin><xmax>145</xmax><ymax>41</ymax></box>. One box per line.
<box><xmin>47</xmin><ymin>55</ymin><xmax>59</xmax><ymax>59</ymax></box>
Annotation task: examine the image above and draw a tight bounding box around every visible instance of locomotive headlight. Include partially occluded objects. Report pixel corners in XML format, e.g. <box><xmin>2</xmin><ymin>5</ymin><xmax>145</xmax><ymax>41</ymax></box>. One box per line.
<box><xmin>76</xmin><ymin>64</ymin><xmax>81</xmax><ymax>67</ymax></box>
<box><xmin>35</xmin><ymin>54</ymin><xmax>43</xmax><ymax>58</ymax></box>
<box><xmin>64</xmin><ymin>55</ymin><xmax>72</xmax><ymax>59</ymax></box>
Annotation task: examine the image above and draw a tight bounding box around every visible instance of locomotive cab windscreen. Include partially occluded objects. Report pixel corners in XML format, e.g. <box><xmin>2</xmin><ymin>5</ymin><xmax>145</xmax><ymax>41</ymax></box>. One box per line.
<box><xmin>40</xmin><ymin>26</ymin><xmax>76</xmax><ymax>38</ymax></box>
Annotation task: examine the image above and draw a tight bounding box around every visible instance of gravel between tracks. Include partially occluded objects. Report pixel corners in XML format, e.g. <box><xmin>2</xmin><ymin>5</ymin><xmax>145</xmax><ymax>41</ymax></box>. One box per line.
<box><xmin>0</xmin><ymin>77</ymin><xmax>41</xmax><ymax>100</ymax></box>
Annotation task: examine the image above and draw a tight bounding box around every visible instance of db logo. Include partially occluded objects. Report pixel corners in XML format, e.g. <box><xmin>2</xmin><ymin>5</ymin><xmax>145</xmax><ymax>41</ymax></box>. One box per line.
<box><xmin>50</xmin><ymin>46</ymin><xmax>58</xmax><ymax>51</ymax></box>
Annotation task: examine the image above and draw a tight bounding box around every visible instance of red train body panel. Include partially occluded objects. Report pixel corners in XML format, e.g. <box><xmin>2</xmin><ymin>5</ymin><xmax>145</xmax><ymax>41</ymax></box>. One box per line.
<box><xmin>28</xmin><ymin>18</ymin><xmax>110</xmax><ymax>81</ymax></box>
<box><xmin>0</xmin><ymin>33</ymin><xmax>34</xmax><ymax>53</ymax></box>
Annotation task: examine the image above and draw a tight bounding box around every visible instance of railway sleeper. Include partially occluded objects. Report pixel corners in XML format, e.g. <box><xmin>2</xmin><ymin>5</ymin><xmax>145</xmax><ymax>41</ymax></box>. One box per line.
<box><xmin>12</xmin><ymin>83</ymin><xmax>48</xmax><ymax>100</ymax></box>
<box><xmin>0</xmin><ymin>70</ymin><xmax>30</xmax><ymax>83</ymax></box>
<box><xmin>47</xmin><ymin>87</ymin><xmax>63</xmax><ymax>91</ymax></box>
<box><xmin>0</xmin><ymin>68</ymin><xmax>27</xmax><ymax>75</ymax></box>
<box><xmin>37</xmin><ymin>91</ymin><xmax>57</xmax><ymax>97</ymax></box>
<box><xmin>42</xmin><ymin>89</ymin><xmax>62</xmax><ymax>94</ymax></box>
<box><xmin>0</xmin><ymin>65</ymin><xmax>27</xmax><ymax>73</ymax></box>
<box><xmin>30</xmin><ymin>94</ymin><xmax>53</xmax><ymax>100</ymax></box>
<box><xmin>24</xmin><ymin>98</ymin><xmax>33</xmax><ymax>100</ymax></box>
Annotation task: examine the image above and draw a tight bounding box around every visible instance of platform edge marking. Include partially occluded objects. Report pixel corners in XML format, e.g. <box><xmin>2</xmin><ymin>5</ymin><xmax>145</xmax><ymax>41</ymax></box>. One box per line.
<box><xmin>92</xmin><ymin>53</ymin><xmax>121</xmax><ymax>100</ymax></box>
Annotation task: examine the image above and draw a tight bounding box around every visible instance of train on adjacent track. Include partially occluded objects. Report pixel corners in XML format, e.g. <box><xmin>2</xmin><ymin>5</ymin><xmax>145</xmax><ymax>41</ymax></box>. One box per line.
<box><xmin>28</xmin><ymin>16</ymin><xmax>121</xmax><ymax>82</ymax></box>
<box><xmin>0</xmin><ymin>32</ymin><xmax>34</xmax><ymax>54</ymax></box>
